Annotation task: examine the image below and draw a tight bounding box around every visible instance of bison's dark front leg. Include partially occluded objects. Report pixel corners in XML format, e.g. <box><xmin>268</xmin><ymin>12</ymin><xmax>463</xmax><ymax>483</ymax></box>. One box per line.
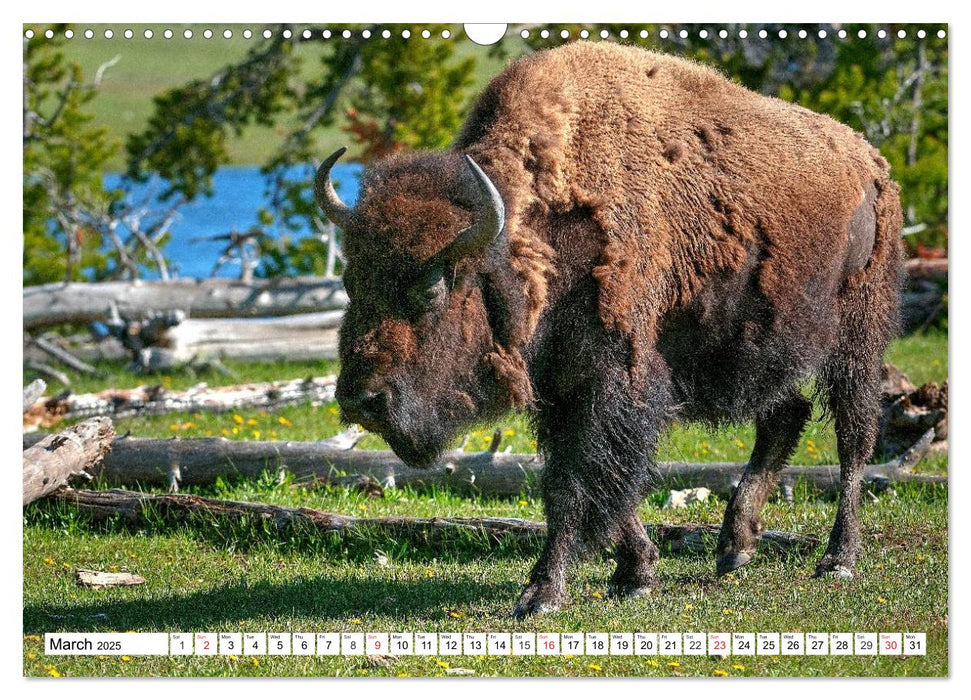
<box><xmin>514</xmin><ymin>350</ymin><xmax>670</xmax><ymax>618</ymax></box>
<box><xmin>512</xmin><ymin>462</ymin><xmax>583</xmax><ymax>619</ymax></box>
<box><xmin>608</xmin><ymin>513</ymin><xmax>660</xmax><ymax>598</ymax></box>
<box><xmin>815</xmin><ymin>362</ymin><xmax>882</xmax><ymax>579</ymax></box>
<box><xmin>716</xmin><ymin>392</ymin><xmax>811</xmax><ymax>576</ymax></box>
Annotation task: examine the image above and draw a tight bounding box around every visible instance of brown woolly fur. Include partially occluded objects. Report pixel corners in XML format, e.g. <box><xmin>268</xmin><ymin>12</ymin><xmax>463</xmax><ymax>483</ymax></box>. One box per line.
<box><xmin>328</xmin><ymin>42</ymin><xmax>903</xmax><ymax>617</ymax></box>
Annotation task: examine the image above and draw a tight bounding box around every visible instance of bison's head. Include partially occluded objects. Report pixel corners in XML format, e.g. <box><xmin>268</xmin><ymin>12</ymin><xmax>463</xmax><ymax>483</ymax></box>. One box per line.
<box><xmin>316</xmin><ymin>148</ymin><xmax>531</xmax><ymax>469</ymax></box>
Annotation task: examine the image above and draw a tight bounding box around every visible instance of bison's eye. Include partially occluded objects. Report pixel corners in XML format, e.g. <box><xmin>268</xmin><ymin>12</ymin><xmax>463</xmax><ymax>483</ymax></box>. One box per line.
<box><xmin>408</xmin><ymin>266</ymin><xmax>448</xmax><ymax>314</ymax></box>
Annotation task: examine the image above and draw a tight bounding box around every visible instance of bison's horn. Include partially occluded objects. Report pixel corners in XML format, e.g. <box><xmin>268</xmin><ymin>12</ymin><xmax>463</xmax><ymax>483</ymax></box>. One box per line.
<box><xmin>314</xmin><ymin>147</ymin><xmax>353</xmax><ymax>229</ymax></box>
<box><xmin>440</xmin><ymin>155</ymin><xmax>506</xmax><ymax>263</ymax></box>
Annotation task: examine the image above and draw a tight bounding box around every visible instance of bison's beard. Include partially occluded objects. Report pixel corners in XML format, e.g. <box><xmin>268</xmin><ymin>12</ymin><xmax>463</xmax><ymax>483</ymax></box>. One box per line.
<box><xmin>378</xmin><ymin>389</ymin><xmax>481</xmax><ymax>470</ymax></box>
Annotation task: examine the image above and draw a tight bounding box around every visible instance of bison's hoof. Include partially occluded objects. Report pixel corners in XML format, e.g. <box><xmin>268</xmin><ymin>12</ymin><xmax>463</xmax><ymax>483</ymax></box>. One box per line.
<box><xmin>813</xmin><ymin>563</ymin><xmax>854</xmax><ymax>580</ymax></box>
<box><xmin>512</xmin><ymin>584</ymin><xmax>566</xmax><ymax>619</ymax></box>
<box><xmin>716</xmin><ymin>550</ymin><xmax>754</xmax><ymax>577</ymax></box>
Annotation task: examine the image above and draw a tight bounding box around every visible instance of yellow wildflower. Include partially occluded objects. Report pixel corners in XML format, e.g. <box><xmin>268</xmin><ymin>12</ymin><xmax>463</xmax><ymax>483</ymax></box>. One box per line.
<box><xmin>437</xmin><ymin>661</ymin><xmax>450</xmax><ymax>669</ymax></box>
<box><xmin>121</xmin><ymin>656</ymin><xmax>132</xmax><ymax>662</ymax></box>
<box><xmin>667</xmin><ymin>661</ymin><xmax>681</xmax><ymax>668</ymax></box>
<box><xmin>878</xmin><ymin>596</ymin><xmax>887</xmax><ymax>604</ymax></box>
<box><xmin>278</xmin><ymin>416</ymin><xmax>292</xmax><ymax>427</ymax></box>
<box><xmin>251</xmin><ymin>430</ymin><xmax>261</xmax><ymax>440</ymax></box>
<box><xmin>247</xmin><ymin>418</ymin><xmax>258</xmax><ymax>426</ymax></box>
<box><xmin>732</xmin><ymin>664</ymin><xmax>746</xmax><ymax>671</ymax></box>
<box><xmin>251</xmin><ymin>658</ymin><xmax>259</xmax><ymax>666</ymax></box>
<box><xmin>587</xmin><ymin>664</ymin><xmax>602</xmax><ymax>671</ymax></box>
<box><xmin>43</xmin><ymin>557</ymin><xmax>54</xmax><ymax>565</ymax></box>
<box><xmin>591</xmin><ymin>591</ymin><xmax>603</xmax><ymax>600</ymax></box>
<box><xmin>233</xmin><ymin>415</ymin><xmax>244</xmax><ymax>424</ymax></box>
<box><xmin>349</xmin><ymin>619</ymin><xmax>362</xmax><ymax>625</ymax></box>
<box><xmin>713</xmin><ymin>669</ymin><xmax>729</xmax><ymax>677</ymax></box>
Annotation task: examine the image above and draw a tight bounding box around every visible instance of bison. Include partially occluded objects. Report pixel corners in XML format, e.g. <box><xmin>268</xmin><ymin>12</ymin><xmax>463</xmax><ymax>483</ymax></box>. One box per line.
<box><xmin>314</xmin><ymin>42</ymin><xmax>902</xmax><ymax>618</ymax></box>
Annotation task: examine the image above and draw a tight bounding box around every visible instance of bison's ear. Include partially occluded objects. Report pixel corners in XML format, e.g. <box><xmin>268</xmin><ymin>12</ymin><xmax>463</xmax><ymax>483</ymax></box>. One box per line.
<box><xmin>436</xmin><ymin>156</ymin><xmax>506</xmax><ymax>265</ymax></box>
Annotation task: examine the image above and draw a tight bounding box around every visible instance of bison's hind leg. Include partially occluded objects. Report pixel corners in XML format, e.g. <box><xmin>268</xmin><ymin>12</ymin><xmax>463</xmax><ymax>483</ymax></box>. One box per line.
<box><xmin>715</xmin><ymin>391</ymin><xmax>812</xmax><ymax>575</ymax></box>
<box><xmin>814</xmin><ymin>348</ymin><xmax>884</xmax><ymax>579</ymax></box>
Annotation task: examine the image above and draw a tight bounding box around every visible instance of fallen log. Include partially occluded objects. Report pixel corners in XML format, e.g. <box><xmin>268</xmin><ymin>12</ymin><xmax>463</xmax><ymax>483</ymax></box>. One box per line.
<box><xmin>28</xmin><ymin>335</ymin><xmax>103</xmax><ymax>377</ymax></box>
<box><xmin>22</xmin><ymin>428</ymin><xmax>940</xmax><ymax>497</ymax></box>
<box><xmin>23</xmin><ymin>379</ymin><xmax>46</xmax><ymax>412</ymax></box>
<box><xmin>47</xmin><ymin>488</ymin><xmax>820</xmax><ymax>554</ymax></box>
<box><xmin>75</xmin><ymin>569</ymin><xmax>146</xmax><ymax>589</ymax></box>
<box><xmin>23</xmin><ymin>277</ymin><xmax>348</xmax><ymax>331</ymax></box>
<box><xmin>23</xmin><ymin>375</ymin><xmax>336</xmax><ymax>432</ymax></box>
<box><xmin>22</xmin><ymin>417</ymin><xmax>115</xmax><ymax>506</ymax></box>
<box><xmin>878</xmin><ymin>363</ymin><xmax>947</xmax><ymax>458</ymax></box>
<box><xmin>25</xmin><ymin>314</ymin><xmax>342</xmax><ymax>373</ymax></box>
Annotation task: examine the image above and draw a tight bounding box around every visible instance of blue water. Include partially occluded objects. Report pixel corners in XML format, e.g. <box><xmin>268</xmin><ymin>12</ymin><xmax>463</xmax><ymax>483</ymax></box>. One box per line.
<box><xmin>103</xmin><ymin>163</ymin><xmax>362</xmax><ymax>279</ymax></box>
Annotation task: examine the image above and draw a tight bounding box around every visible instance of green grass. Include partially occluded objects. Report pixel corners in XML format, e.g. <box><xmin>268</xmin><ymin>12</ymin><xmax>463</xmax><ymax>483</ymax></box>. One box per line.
<box><xmin>23</xmin><ymin>330</ymin><xmax>948</xmax><ymax>677</ymax></box>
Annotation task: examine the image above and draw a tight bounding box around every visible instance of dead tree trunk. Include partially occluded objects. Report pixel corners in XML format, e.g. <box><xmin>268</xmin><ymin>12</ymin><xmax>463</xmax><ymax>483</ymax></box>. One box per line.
<box><xmin>47</xmin><ymin>488</ymin><xmax>821</xmax><ymax>554</ymax></box>
<box><xmin>22</xmin><ymin>429</ymin><xmax>940</xmax><ymax>497</ymax></box>
<box><xmin>23</xmin><ymin>375</ymin><xmax>336</xmax><ymax>432</ymax></box>
<box><xmin>23</xmin><ymin>277</ymin><xmax>347</xmax><ymax>331</ymax></box>
<box><xmin>23</xmin><ymin>417</ymin><xmax>115</xmax><ymax>506</ymax></box>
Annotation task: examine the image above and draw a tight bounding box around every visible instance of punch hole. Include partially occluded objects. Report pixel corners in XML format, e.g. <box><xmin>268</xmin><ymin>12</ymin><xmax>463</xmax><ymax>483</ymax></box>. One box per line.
<box><xmin>144</xmin><ymin>29</ymin><xmax>153</xmax><ymax>39</ymax></box>
<box><xmin>464</xmin><ymin>24</ymin><xmax>507</xmax><ymax>46</ymax></box>
<box><xmin>243</xmin><ymin>29</ymin><xmax>252</xmax><ymax>39</ymax></box>
<box><xmin>224</xmin><ymin>30</ymin><xmax>233</xmax><ymax>39</ymax></box>
<box><xmin>421</xmin><ymin>29</ymin><xmax>430</xmax><ymax>39</ymax></box>
<box><xmin>24</xmin><ymin>29</ymin><xmax>34</xmax><ymax>39</ymax></box>
<box><xmin>441</xmin><ymin>29</ymin><xmax>451</xmax><ymax>39</ymax></box>
<box><xmin>164</xmin><ymin>29</ymin><xmax>173</xmax><ymax>39</ymax></box>
<box><xmin>45</xmin><ymin>29</ymin><xmax>54</xmax><ymax>39</ymax></box>
<box><xmin>641</xmin><ymin>30</ymin><xmax>650</xmax><ymax>39</ymax></box>
<box><xmin>660</xmin><ymin>29</ymin><xmax>669</xmax><ymax>39</ymax></box>
<box><xmin>679</xmin><ymin>29</ymin><xmax>688</xmax><ymax>39</ymax></box>
<box><xmin>65</xmin><ymin>29</ymin><xmax>74</xmax><ymax>39</ymax></box>
<box><xmin>362</xmin><ymin>29</ymin><xmax>372</xmax><ymax>39</ymax></box>
<box><xmin>738</xmin><ymin>30</ymin><xmax>747</xmax><ymax>38</ymax></box>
